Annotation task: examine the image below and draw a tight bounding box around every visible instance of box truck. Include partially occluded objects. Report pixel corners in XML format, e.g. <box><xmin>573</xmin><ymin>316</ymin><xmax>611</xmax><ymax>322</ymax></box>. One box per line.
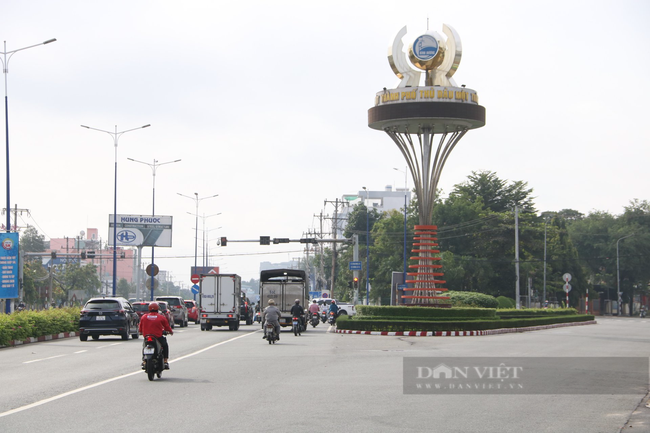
<box><xmin>259</xmin><ymin>269</ymin><xmax>308</xmax><ymax>327</ymax></box>
<box><xmin>199</xmin><ymin>274</ymin><xmax>242</xmax><ymax>331</ymax></box>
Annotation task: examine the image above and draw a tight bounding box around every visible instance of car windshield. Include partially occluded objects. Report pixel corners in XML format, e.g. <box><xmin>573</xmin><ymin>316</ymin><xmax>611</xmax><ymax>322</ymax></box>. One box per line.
<box><xmin>132</xmin><ymin>303</ymin><xmax>149</xmax><ymax>312</ymax></box>
<box><xmin>85</xmin><ymin>300</ymin><xmax>121</xmax><ymax>310</ymax></box>
<box><xmin>184</xmin><ymin>302</ymin><xmax>194</xmax><ymax>308</ymax></box>
<box><xmin>159</xmin><ymin>298</ymin><xmax>181</xmax><ymax>307</ymax></box>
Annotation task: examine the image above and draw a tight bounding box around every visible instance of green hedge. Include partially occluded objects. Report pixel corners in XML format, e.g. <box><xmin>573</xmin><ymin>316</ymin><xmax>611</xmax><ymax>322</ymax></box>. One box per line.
<box><xmin>447</xmin><ymin>291</ymin><xmax>499</xmax><ymax>309</ymax></box>
<box><xmin>497</xmin><ymin>308</ymin><xmax>579</xmax><ymax>318</ymax></box>
<box><xmin>497</xmin><ymin>296</ymin><xmax>515</xmax><ymax>309</ymax></box>
<box><xmin>0</xmin><ymin>308</ymin><xmax>80</xmax><ymax>346</ymax></box>
<box><xmin>357</xmin><ymin>305</ymin><xmax>497</xmax><ymax>319</ymax></box>
<box><xmin>336</xmin><ymin>314</ymin><xmax>595</xmax><ymax>333</ymax></box>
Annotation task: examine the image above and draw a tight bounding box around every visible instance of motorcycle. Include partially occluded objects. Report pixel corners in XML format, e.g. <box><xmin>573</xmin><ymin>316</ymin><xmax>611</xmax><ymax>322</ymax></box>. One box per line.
<box><xmin>309</xmin><ymin>312</ymin><xmax>319</xmax><ymax>328</ymax></box>
<box><xmin>264</xmin><ymin>322</ymin><xmax>278</xmax><ymax>344</ymax></box>
<box><xmin>142</xmin><ymin>332</ymin><xmax>167</xmax><ymax>381</ymax></box>
<box><xmin>292</xmin><ymin>316</ymin><xmax>302</xmax><ymax>336</ymax></box>
<box><xmin>328</xmin><ymin>311</ymin><xmax>337</xmax><ymax>326</ymax></box>
<box><xmin>320</xmin><ymin>310</ymin><xmax>327</xmax><ymax>323</ymax></box>
<box><xmin>640</xmin><ymin>308</ymin><xmax>647</xmax><ymax>318</ymax></box>
<box><xmin>254</xmin><ymin>312</ymin><xmax>262</xmax><ymax>323</ymax></box>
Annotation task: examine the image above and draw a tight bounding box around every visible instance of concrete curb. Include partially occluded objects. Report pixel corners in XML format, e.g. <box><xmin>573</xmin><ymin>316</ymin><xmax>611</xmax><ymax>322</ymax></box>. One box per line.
<box><xmin>334</xmin><ymin>320</ymin><xmax>597</xmax><ymax>336</ymax></box>
<box><xmin>2</xmin><ymin>331</ymin><xmax>79</xmax><ymax>348</ymax></box>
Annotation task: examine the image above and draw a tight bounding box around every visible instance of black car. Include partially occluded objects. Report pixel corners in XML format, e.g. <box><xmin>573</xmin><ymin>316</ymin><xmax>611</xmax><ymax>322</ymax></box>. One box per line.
<box><xmin>79</xmin><ymin>297</ymin><xmax>140</xmax><ymax>341</ymax></box>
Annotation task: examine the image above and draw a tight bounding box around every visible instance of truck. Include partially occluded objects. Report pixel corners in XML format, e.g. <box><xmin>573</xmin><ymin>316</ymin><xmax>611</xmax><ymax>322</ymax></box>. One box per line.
<box><xmin>259</xmin><ymin>269</ymin><xmax>308</xmax><ymax>328</ymax></box>
<box><xmin>199</xmin><ymin>274</ymin><xmax>242</xmax><ymax>331</ymax></box>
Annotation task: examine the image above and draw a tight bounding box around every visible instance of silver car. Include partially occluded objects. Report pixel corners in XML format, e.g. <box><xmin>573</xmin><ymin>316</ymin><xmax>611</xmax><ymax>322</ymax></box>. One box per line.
<box><xmin>155</xmin><ymin>296</ymin><xmax>188</xmax><ymax>327</ymax></box>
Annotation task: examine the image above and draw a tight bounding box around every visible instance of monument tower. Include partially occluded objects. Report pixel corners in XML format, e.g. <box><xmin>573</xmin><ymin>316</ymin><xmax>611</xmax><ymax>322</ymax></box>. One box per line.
<box><xmin>368</xmin><ymin>24</ymin><xmax>486</xmax><ymax>306</ymax></box>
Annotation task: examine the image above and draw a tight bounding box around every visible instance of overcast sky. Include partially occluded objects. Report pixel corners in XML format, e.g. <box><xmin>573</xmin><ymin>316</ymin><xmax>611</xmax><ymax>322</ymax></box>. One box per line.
<box><xmin>2</xmin><ymin>0</ymin><xmax>648</xmax><ymax>284</ymax></box>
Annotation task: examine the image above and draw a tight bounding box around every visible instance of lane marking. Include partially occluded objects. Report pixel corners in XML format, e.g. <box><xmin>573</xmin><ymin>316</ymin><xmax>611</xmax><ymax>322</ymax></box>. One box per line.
<box><xmin>74</xmin><ymin>350</ymin><xmax>88</xmax><ymax>354</ymax></box>
<box><xmin>0</xmin><ymin>331</ymin><xmax>257</xmax><ymax>418</ymax></box>
<box><xmin>23</xmin><ymin>355</ymin><xmax>66</xmax><ymax>364</ymax></box>
<box><xmin>96</xmin><ymin>343</ymin><xmax>122</xmax><ymax>349</ymax></box>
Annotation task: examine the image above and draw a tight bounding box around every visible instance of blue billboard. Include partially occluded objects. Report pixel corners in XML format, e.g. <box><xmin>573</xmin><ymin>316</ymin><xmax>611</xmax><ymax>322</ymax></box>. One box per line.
<box><xmin>0</xmin><ymin>233</ymin><xmax>19</xmax><ymax>298</ymax></box>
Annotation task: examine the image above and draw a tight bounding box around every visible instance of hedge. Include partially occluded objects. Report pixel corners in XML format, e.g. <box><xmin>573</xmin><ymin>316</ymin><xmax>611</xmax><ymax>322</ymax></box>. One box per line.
<box><xmin>497</xmin><ymin>308</ymin><xmax>579</xmax><ymax>318</ymax></box>
<box><xmin>336</xmin><ymin>314</ymin><xmax>595</xmax><ymax>333</ymax></box>
<box><xmin>446</xmin><ymin>291</ymin><xmax>499</xmax><ymax>309</ymax></box>
<box><xmin>497</xmin><ymin>296</ymin><xmax>515</xmax><ymax>309</ymax></box>
<box><xmin>0</xmin><ymin>308</ymin><xmax>80</xmax><ymax>346</ymax></box>
<box><xmin>357</xmin><ymin>306</ymin><xmax>497</xmax><ymax>319</ymax></box>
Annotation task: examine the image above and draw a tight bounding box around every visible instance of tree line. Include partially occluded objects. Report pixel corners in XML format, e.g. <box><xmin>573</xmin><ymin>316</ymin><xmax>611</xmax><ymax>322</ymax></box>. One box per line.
<box><xmin>311</xmin><ymin>171</ymin><xmax>650</xmax><ymax>307</ymax></box>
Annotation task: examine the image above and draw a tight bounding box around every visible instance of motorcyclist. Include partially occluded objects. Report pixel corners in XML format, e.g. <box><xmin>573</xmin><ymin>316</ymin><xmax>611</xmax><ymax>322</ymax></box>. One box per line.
<box><xmin>290</xmin><ymin>299</ymin><xmax>306</xmax><ymax>329</ymax></box>
<box><xmin>139</xmin><ymin>302</ymin><xmax>173</xmax><ymax>369</ymax></box>
<box><xmin>262</xmin><ymin>299</ymin><xmax>282</xmax><ymax>340</ymax></box>
<box><xmin>308</xmin><ymin>299</ymin><xmax>320</xmax><ymax>321</ymax></box>
<box><xmin>328</xmin><ymin>299</ymin><xmax>340</xmax><ymax>318</ymax></box>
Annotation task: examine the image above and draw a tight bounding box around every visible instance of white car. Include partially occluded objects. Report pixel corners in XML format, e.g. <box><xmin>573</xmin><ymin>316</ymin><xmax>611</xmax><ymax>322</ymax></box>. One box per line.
<box><xmin>311</xmin><ymin>298</ymin><xmax>356</xmax><ymax>316</ymax></box>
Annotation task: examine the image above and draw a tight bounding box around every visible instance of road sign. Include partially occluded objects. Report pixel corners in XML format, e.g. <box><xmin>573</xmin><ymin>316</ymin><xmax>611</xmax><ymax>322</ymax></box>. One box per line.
<box><xmin>349</xmin><ymin>261</ymin><xmax>362</xmax><ymax>271</ymax></box>
<box><xmin>145</xmin><ymin>277</ymin><xmax>159</xmax><ymax>290</ymax></box>
<box><xmin>191</xmin><ymin>284</ymin><xmax>200</xmax><ymax>295</ymax></box>
<box><xmin>309</xmin><ymin>291</ymin><xmax>321</xmax><ymax>298</ymax></box>
<box><xmin>191</xmin><ymin>274</ymin><xmax>200</xmax><ymax>284</ymax></box>
<box><xmin>146</xmin><ymin>264</ymin><xmax>159</xmax><ymax>277</ymax></box>
<box><xmin>563</xmin><ymin>273</ymin><xmax>572</xmax><ymax>282</ymax></box>
<box><xmin>563</xmin><ymin>283</ymin><xmax>572</xmax><ymax>293</ymax></box>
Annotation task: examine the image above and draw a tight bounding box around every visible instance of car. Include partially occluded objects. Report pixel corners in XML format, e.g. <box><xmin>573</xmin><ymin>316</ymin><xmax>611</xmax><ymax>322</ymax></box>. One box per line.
<box><xmin>184</xmin><ymin>300</ymin><xmax>199</xmax><ymax>324</ymax></box>
<box><xmin>155</xmin><ymin>296</ymin><xmax>188</xmax><ymax>327</ymax></box>
<box><xmin>132</xmin><ymin>301</ymin><xmax>175</xmax><ymax>329</ymax></box>
<box><xmin>78</xmin><ymin>297</ymin><xmax>140</xmax><ymax>341</ymax></box>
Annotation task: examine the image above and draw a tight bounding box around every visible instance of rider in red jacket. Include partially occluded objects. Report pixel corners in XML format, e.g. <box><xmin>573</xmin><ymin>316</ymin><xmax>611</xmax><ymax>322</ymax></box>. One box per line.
<box><xmin>139</xmin><ymin>302</ymin><xmax>173</xmax><ymax>368</ymax></box>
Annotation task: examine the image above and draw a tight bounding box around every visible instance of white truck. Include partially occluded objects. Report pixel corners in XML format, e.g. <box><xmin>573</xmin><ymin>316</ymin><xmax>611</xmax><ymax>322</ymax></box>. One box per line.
<box><xmin>259</xmin><ymin>269</ymin><xmax>308</xmax><ymax>328</ymax></box>
<box><xmin>199</xmin><ymin>274</ymin><xmax>242</xmax><ymax>331</ymax></box>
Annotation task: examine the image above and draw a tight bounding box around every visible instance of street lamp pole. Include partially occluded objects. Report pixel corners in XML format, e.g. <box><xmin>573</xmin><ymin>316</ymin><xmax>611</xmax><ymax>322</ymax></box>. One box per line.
<box><xmin>362</xmin><ymin>186</ymin><xmax>370</xmax><ymax>305</ymax></box>
<box><xmin>81</xmin><ymin>124</ymin><xmax>151</xmax><ymax>296</ymax></box>
<box><xmin>2</xmin><ymin>38</ymin><xmax>56</xmax><ymax>234</ymax></box>
<box><xmin>128</xmin><ymin>157</ymin><xmax>180</xmax><ymax>300</ymax></box>
<box><xmin>394</xmin><ymin>167</ymin><xmax>408</xmax><ymax>287</ymax></box>
<box><xmin>178</xmin><ymin>192</ymin><xmax>218</xmax><ymax>279</ymax></box>
<box><xmin>188</xmin><ymin>212</ymin><xmax>221</xmax><ymax>267</ymax></box>
<box><xmin>616</xmin><ymin>233</ymin><xmax>635</xmax><ymax>317</ymax></box>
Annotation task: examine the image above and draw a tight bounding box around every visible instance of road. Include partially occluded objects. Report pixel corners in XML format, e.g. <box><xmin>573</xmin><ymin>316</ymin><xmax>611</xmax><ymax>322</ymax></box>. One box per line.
<box><xmin>0</xmin><ymin>317</ymin><xmax>648</xmax><ymax>433</ymax></box>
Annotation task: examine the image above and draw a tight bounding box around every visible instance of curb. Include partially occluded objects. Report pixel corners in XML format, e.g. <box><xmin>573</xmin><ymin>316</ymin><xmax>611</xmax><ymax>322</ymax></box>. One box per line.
<box><xmin>3</xmin><ymin>331</ymin><xmax>79</xmax><ymax>348</ymax></box>
<box><xmin>334</xmin><ymin>320</ymin><xmax>597</xmax><ymax>336</ymax></box>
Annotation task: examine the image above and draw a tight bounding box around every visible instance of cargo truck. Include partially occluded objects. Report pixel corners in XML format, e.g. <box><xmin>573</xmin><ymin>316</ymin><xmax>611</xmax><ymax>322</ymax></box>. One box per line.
<box><xmin>199</xmin><ymin>274</ymin><xmax>242</xmax><ymax>331</ymax></box>
<box><xmin>259</xmin><ymin>269</ymin><xmax>308</xmax><ymax>328</ymax></box>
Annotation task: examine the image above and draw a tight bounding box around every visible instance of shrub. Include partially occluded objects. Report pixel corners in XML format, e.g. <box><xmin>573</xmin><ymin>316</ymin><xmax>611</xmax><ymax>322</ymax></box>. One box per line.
<box><xmin>497</xmin><ymin>296</ymin><xmax>515</xmax><ymax>309</ymax></box>
<box><xmin>446</xmin><ymin>291</ymin><xmax>499</xmax><ymax>309</ymax></box>
<box><xmin>357</xmin><ymin>305</ymin><xmax>497</xmax><ymax>319</ymax></box>
<box><xmin>0</xmin><ymin>307</ymin><xmax>80</xmax><ymax>346</ymax></box>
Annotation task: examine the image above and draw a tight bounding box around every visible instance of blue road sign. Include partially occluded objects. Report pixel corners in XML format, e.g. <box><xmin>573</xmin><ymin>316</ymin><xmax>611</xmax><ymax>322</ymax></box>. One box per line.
<box><xmin>349</xmin><ymin>261</ymin><xmax>362</xmax><ymax>271</ymax></box>
<box><xmin>191</xmin><ymin>284</ymin><xmax>200</xmax><ymax>294</ymax></box>
<box><xmin>309</xmin><ymin>291</ymin><xmax>321</xmax><ymax>298</ymax></box>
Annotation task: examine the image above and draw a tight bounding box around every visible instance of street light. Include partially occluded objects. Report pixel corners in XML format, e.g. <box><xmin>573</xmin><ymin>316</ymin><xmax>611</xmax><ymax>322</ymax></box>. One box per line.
<box><xmin>2</xmin><ymin>38</ymin><xmax>56</xmax><ymax>234</ymax></box>
<box><xmin>128</xmin><ymin>157</ymin><xmax>181</xmax><ymax>300</ymax></box>
<box><xmin>542</xmin><ymin>212</ymin><xmax>556</xmax><ymax>307</ymax></box>
<box><xmin>178</xmin><ymin>192</ymin><xmax>218</xmax><ymax>282</ymax></box>
<box><xmin>81</xmin><ymin>123</ymin><xmax>151</xmax><ymax>295</ymax></box>
<box><xmin>616</xmin><ymin>233</ymin><xmax>635</xmax><ymax>317</ymax></box>
<box><xmin>362</xmin><ymin>186</ymin><xmax>370</xmax><ymax>305</ymax></box>
<box><xmin>188</xmin><ymin>212</ymin><xmax>221</xmax><ymax>267</ymax></box>
<box><xmin>394</xmin><ymin>167</ymin><xmax>408</xmax><ymax>289</ymax></box>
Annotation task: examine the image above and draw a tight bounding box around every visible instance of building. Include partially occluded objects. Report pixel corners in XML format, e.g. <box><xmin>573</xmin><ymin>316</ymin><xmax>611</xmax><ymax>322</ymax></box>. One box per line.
<box><xmin>336</xmin><ymin>185</ymin><xmax>411</xmax><ymax>236</ymax></box>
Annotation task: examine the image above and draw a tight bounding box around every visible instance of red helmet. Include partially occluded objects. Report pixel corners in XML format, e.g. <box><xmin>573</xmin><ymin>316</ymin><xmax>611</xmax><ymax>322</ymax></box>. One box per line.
<box><xmin>148</xmin><ymin>302</ymin><xmax>159</xmax><ymax>312</ymax></box>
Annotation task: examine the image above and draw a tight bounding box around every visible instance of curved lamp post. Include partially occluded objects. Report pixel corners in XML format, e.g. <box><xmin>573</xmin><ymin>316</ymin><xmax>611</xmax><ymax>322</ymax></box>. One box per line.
<box><xmin>178</xmin><ymin>192</ymin><xmax>218</xmax><ymax>287</ymax></box>
<box><xmin>362</xmin><ymin>187</ymin><xmax>370</xmax><ymax>305</ymax></box>
<box><xmin>81</xmin><ymin>124</ymin><xmax>150</xmax><ymax>295</ymax></box>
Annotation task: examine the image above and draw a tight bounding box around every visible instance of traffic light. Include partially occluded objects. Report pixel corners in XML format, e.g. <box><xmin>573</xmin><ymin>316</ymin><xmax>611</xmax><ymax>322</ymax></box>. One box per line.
<box><xmin>353</xmin><ymin>276</ymin><xmax>359</xmax><ymax>290</ymax></box>
<box><xmin>51</xmin><ymin>251</ymin><xmax>57</xmax><ymax>259</ymax></box>
<box><xmin>80</xmin><ymin>252</ymin><xmax>86</xmax><ymax>259</ymax></box>
<box><xmin>260</xmin><ymin>236</ymin><xmax>270</xmax><ymax>245</ymax></box>
<box><xmin>220</xmin><ymin>237</ymin><xmax>227</xmax><ymax>246</ymax></box>
<box><xmin>87</xmin><ymin>251</ymin><xmax>96</xmax><ymax>259</ymax></box>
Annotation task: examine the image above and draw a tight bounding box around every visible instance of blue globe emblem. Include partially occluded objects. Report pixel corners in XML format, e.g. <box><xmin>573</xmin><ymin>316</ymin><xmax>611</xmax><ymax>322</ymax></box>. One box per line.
<box><xmin>117</xmin><ymin>230</ymin><xmax>137</xmax><ymax>243</ymax></box>
<box><xmin>412</xmin><ymin>34</ymin><xmax>439</xmax><ymax>61</ymax></box>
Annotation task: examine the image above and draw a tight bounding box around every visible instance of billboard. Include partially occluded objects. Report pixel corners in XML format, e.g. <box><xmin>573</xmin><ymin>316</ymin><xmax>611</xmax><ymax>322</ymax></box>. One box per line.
<box><xmin>0</xmin><ymin>233</ymin><xmax>19</xmax><ymax>298</ymax></box>
<box><xmin>108</xmin><ymin>215</ymin><xmax>173</xmax><ymax>247</ymax></box>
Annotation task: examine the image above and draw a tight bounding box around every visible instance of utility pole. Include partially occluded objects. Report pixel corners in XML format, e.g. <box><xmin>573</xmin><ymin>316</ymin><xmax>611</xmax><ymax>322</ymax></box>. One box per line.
<box><xmin>313</xmin><ymin>211</ymin><xmax>326</xmax><ymax>291</ymax></box>
<box><xmin>324</xmin><ymin>198</ymin><xmax>347</xmax><ymax>298</ymax></box>
<box><xmin>1</xmin><ymin>205</ymin><xmax>29</xmax><ymax>231</ymax></box>
<box><xmin>514</xmin><ymin>206</ymin><xmax>520</xmax><ymax>309</ymax></box>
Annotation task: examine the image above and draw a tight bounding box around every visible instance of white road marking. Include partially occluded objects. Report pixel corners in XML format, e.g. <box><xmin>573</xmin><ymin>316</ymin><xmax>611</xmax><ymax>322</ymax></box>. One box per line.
<box><xmin>74</xmin><ymin>350</ymin><xmax>88</xmax><ymax>354</ymax></box>
<box><xmin>23</xmin><ymin>355</ymin><xmax>66</xmax><ymax>364</ymax></box>
<box><xmin>96</xmin><ymin>343</ymin><xmax>121</xmax><ymax>349</ymax></box>
<box><xmin>1</xmin><ymin>331</ymin><xmax>257</xmax><ymax>418</ymax></box>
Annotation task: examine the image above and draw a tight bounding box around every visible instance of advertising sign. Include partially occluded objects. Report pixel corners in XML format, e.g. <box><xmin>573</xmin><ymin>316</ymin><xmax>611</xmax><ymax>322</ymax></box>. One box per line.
<box><xmin>0</xmin><ymin>233</ymin><xmax>19</xmax><ymax>298</ymax></box>
<box><xmin>108</xmin><ymin>214</ymin><xmax>173</xmax><ymax>247</ymax></box>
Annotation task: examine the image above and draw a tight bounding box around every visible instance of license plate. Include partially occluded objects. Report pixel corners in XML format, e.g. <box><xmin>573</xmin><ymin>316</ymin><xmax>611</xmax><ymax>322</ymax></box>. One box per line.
<box><xmin>95</xmin><ymin>316</ymin><xmax>106</xmax><ymax>321</ymax></box>
<box><xmin>143</xmin><ymin>347</ymin><xmax>155</xmax><ymax>354</ymax></box>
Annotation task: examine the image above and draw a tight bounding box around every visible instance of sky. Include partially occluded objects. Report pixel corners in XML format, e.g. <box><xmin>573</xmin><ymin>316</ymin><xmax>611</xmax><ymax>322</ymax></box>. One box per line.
<box><xmin>1</xmin><ymin>0</ymin><xmax>648</xmax><ymax>285</ymax></box>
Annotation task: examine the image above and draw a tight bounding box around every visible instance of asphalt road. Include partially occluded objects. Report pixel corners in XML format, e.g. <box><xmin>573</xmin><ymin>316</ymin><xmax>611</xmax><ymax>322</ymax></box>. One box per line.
<box><xmin>0</xmin><ymin>317</ymin><xmax>649</xmax><ymax>433</ymax></box>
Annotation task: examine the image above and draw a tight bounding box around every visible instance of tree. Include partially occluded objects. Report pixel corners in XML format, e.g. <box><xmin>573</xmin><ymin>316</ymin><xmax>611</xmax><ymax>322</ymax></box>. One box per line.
<box><xmin>20</xmin><ymin>225</ymin><xmax>45</xmax><ymax>253</ymax></box>
<box><xmin>117</xmin><ymin>278</ymin><xmax>132</xmax><ymax>299</ymax></box>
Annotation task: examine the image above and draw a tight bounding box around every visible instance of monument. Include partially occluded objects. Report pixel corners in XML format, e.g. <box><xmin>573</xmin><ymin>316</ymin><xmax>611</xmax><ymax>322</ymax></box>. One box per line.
<box><xmin>368</xmin><ymin>24</ymin><xmax>486</xmax><ymax>306</ymax></box>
